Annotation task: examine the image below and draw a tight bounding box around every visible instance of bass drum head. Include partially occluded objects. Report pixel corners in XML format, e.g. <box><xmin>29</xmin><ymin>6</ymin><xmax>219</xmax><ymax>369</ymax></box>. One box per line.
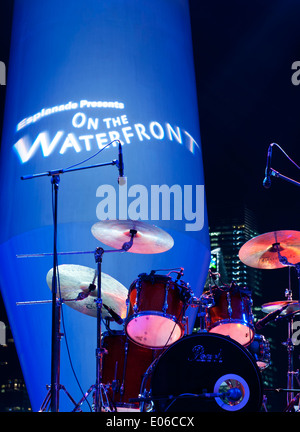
<box><xmin>150</xmin><ymin>333</ymin><xmax>263</xmax><ymax>412</ymax></box>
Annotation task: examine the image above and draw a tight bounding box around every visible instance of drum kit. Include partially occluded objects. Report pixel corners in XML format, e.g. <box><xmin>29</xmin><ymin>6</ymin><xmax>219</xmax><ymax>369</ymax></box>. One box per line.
<box><xmin>17</xmin><ymin>219</ymin><xmax>300</xmax><ymax>412</ymax></box>
<box><xmin>16</xmin><ymin>146</ymin><xmax>300</xmax><ymax>412</ymax></box>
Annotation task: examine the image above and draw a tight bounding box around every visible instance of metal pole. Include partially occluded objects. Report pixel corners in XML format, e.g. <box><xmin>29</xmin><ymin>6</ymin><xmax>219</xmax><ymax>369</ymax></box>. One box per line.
<box><xmin>94</xmin><ymin>247</ymin><xmax>104</xmax><ymax>412</ymax></box>
<box><xmin>50</xmin><ymin>175</ymin><xmax>60</xmax><ymax>412</ymax></box>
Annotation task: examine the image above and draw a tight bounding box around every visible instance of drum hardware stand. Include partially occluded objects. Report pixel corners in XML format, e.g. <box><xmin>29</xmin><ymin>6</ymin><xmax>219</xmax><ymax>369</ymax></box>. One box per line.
<box><xmin>17</xmin><ymin>290</ymin><xmax>98</xmax><ymax>411</ymax></box>
<box><xmin>195</xmin><ymin>286</ymin><xmax>214</xmax><ymax>332</ymax></box>
<box><xmin>138</xmin><ymin>354</ymin><xmax>163</xmax><ymax>412</ymax></box>
<box><xmin>284</xmin><ymin>371</ymin><xmax>300</xmax><ymax>412</ymax></box>
<box><xmin>20</xmin><ymin>152</ymin><xmax>120</xmax><ymax>412</ymax></box>
<box><xmin>72</xmin><ymin>231</ymin><xmax>137</xmax><ymax>412</ymax></box>
<box><xmin>273</xmin><ymin>242</ymin><xmax>300</xmax><ymax>408</ymax></box>
<box><xmin>39</xmin><ymin>382</ymin><xmax>79</xmax><ymax>412</ymax></box>
<box><xmin>264</xmin><ymin>142</ymin><xmax>300</xmax><ymax>189</ymax></box>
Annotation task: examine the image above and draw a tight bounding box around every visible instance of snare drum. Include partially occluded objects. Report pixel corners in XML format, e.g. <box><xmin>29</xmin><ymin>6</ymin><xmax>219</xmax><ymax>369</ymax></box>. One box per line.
<box><xmin>202</xmin><ymin>285</ymin><xmax>254</xmax><ymax>346</ymax></box>
<box><xmin>125</xmin><ymin>273</ymin><xmax>190</xmax><ymax>349</ymax></box>
<box><xmin>101</xmin><ymin>331</ymin><xmax>157</xmax><ymax>411</ymax></box>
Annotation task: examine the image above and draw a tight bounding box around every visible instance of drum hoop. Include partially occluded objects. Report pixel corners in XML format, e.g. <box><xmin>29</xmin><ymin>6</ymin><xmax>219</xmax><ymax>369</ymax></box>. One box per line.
<box><xmin>209</xmin><ymin>319</ymin><xmax>255</xmax><ymax>329</ymax></box>
<box><xmin>210</xmin><ymin>285</ymin><xmax>252</xmax><ymax>295</ymax></box>
<box><xmin>114</xmin><ymin>402</ymin><xmax>140</xmax><ymax>409</ymax></box>
<box><xmin>148</xmin><ymin>332</ymin><xmax>263</xmax><ymax>412</ymax></box>
<box><xmin>151</xmin><ymin>332</ymin><xmax>261</xmax><ymax>366</ymax></box>
<box><xmin>208</xmin><ymin>320</ymin><xmax>255</xmax><ymax>346</ymax></box>
<box><xmin>125</xmin><ymin>310</ymin><xmax>184</xmax><ymax>324</ymax></box>
<box><xmin>125</xmin><ymin>312</ymin><xmax>184</xmax><ymax>350</ymax></box>
<box><xmin>137</xmin><ymin>274</ymin><xmax>172</xmax><ymax>283</ymax></box>
<box><xmin>102</xmin><ymin>330</ymin><xmax>125</xmax><ymax>339</ymax></box>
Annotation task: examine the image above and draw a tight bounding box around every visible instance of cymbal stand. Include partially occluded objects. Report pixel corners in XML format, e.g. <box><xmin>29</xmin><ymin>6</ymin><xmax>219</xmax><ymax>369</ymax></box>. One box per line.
<box><xmin>284</xmin><ymin>372</ymin><xmax>300</xmax><ymax>412</ymax></box>
<box><xmin>284</xmin><ymin>286</ymin><xmax>295</xmax><ymax>406</ymax></box>
<box><xmin>94</xmin><ymin>246</ymin><xmax>105</xmax><ymax>412</ymax></box>
<box><xmin>72</xmin><ymin>230</ymin><xmax>136</xmax><ymax>412</ymax></box>
<box><xmin>274</xmin><ymin>242</ymin><xmax>300</xmax><ymax>408</ymax></box>
<box><xmin>20</xmin><ymin>155</ymin><xmax>119</xmax><ymax>412</ymax></box>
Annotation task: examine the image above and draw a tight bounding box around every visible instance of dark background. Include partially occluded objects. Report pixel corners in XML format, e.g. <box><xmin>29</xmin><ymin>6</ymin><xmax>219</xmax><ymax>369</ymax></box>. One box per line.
<box><xmin>1</xmin><ymin>0</ymin><xmax>300</xmax><ymax>412</ymax></box>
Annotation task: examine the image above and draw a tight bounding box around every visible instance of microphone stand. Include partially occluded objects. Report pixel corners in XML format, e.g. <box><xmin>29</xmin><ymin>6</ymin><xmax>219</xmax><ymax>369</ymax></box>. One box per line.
<box><xmin>21</xmin><ymin>157</ymin><xmax>118</xmax><ymax>412</ymax></box>
<box><xmin>269</xmin><ymin>168</ymin><xmax>300</xmax><ymax>188</ymax></box>
<box><xmin>263</xmin><ymin>143</ymin><xmax>300</xmax><ymax>189</ymax></box>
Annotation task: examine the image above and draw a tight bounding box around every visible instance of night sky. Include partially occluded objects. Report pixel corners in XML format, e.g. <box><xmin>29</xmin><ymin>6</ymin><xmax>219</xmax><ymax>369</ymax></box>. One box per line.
<box><xmin>1</xmin><ymin>0</ymin><xmax>300</xmax><ymax>413</ymax></box>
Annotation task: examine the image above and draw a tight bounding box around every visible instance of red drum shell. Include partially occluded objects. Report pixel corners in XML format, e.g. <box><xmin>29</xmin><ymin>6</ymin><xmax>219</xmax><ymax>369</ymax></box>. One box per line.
<box><xmin>204</xmin><ymin>286</ymin><xmax>254</xmax><ymax>346</ymax></box>
<box><xmin>125</xmin><ymin>274</ymin><xmax>187</xmax><ymax>349</ymax></box>
<box><xmin>102</xmin><ymin>332</ymin><xmax>157</xmax><ymax>410</ymax></box>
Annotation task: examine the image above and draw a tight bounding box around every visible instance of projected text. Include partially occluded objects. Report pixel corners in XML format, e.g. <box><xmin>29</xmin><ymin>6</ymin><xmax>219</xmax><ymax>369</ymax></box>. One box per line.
<box><xmin>96</xmin><ymin>183</ymin><xmax>204</xmax><ymax>232</ymax></box>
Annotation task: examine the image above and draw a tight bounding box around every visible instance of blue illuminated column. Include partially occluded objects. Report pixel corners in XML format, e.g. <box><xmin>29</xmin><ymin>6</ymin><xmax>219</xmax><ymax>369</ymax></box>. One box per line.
<box><xmin>0</xmin><ymin>0</ymin><xmax>210</xmax><ymax>411</ymax></box>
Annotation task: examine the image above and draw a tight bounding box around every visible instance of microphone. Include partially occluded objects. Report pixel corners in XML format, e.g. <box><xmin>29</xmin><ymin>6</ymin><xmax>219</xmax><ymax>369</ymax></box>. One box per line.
<box><xmin>263</xmin><ymin>143</ymin><xmax>274</xmax><ymax>189</ymax></box>
<box><xmin>103</xmin><ymin>303</ymin><xmax>124</xmax><ymax>325</ymax></box>
<box><xmin>117</xmin><ymin>141</ymin><xmax>126</xmax><ymax>185</ymax></box>
<box><xmin>222</xmin><ymin>388</ymin><xmax>242</xmax><ymax>402</ymax></box>
<box><xmin>176</xmin><ymin>268</ymin><xmax>184</xmax><ymax>281</ymax></box>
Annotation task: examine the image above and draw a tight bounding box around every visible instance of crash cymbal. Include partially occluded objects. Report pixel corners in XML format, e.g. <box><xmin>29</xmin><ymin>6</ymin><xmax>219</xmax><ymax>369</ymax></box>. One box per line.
<box><xmin>261</xmin><ymin>300</ymin><xmax>300</xmax><ymax>316</ymax></box>
<box><xmin>46</xmin><ymin>264</ymin><xmax>128</xmax><ymax>319</ymax></box>
<box><xmin>238</xmin><ymin>230</ymin><xmax>300</xmax><ymax>269</ymax></box>
<box><xmin>91</xmin><ymin>220</ymin><xmax>174</xmax><ymax>254</ymax></box>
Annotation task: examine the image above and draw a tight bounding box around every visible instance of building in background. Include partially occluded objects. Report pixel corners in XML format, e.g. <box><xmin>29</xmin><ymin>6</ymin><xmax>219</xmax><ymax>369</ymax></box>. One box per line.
<box><xmin>0</xmin><ymin>296</ymin><xmax>31</xmax><ymax>412</ymax></box>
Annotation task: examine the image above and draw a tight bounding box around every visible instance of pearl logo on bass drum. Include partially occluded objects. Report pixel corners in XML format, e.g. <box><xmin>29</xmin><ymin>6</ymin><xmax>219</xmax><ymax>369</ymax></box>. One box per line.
<box><xmin>188</xmin><ymin>345</ymin><xmax>223</xmax><ymax>363</ymax></box>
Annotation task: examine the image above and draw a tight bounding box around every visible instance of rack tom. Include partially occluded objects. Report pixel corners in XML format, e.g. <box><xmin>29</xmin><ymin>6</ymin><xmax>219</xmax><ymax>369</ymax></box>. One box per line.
<box><xmin>125</xmin><ymin>273</ymin><xmax>191</xmax><ymax>349</ymax></box>
<box><xmin>202</xmin><ymin>285</ymin><xmax>254</xmax><ymax>346</ymax></box>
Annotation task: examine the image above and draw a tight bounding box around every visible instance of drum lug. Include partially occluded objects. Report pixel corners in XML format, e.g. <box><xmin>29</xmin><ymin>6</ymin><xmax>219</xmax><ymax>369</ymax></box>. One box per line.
<box><xmin>226</xmin><ymin>292</ymin><xmax>232</xmax><ymax>319</ymax></box>
<box><xmin>205</xmin><ymin>310</ymin><xmax>211</xmax><ymax>328</ymax></box>
<box><xmin>133</xmin><ymin>279</ymin><xmax>141</xmax><ymax>314</ymax></box>
<box><xmin>125</xmin><ymin>297</ymin><xmax>130</xmax><ymax>317</ymax></box>
<box><xmin>183</xmin><ymin>315</ymin><xmax>189</xmax><ymax>335</ymax></box>
<box><xmin>162</xmin><ymin>282</ymin><xmax>170</xmax><ymax>315</ymax></box>
<box><xmin>243</xmin><ymin>295</ymin><xmax>254</xmax><ymax>325</ymax></box>
<box><xmin>249</xmin><ymin>298</ymin><xmax>254</xmax><ymax>324</ymax></box>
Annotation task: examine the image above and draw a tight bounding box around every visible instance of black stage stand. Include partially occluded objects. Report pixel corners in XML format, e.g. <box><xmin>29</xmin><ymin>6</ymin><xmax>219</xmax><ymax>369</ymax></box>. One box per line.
<box><xmin>21</xmin><ymin>153</ymin><xmax>120</xmax><ymax>412</ymax></box>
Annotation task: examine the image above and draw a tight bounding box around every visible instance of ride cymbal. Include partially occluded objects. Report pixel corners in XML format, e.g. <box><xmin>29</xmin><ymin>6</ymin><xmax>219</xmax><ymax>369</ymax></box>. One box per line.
<box><xmin>239</xmin><ymin>230</ymin><xmax>300</xmax><ymax>269</ymax></box>
<box><xmin>91</xmin><ymin>219</ymin><xmax>174</xmax><ymax>254</ymax></box>
<box><xmin>261</xmin><ymin>300</ymin><xmax>300</xmax><ymax>316</ymax></box>
<box><xmin>46</xmin><ymin>264</ymin><xmax>128</xmax><ymax>319</ymax></box>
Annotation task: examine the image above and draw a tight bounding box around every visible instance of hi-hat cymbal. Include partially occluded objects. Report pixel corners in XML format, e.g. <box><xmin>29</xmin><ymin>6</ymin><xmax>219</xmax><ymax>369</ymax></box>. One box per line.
<box><xmin>91</xmin><ymin>220</ymin><xmax>174</xmax><ymax>254</ymax></box>
<box><xmin>238</xmin><ymin>230</ymin><xmax>300</xmax><ymax>269</ymax></box>
<box><xmin>261</xmin><ymin>300</ymin><xmax>300</xmax><ymax>316</ymax></box>
<box><xmin>46</xmin><ymin>264</ymin><xmax>128</xmax><ymax>319</ymax></box>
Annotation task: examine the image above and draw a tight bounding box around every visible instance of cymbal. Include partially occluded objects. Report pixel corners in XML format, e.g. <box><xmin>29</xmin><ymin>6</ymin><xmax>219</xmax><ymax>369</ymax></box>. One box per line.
<box><xmin>238</xmin><ymin>230</ymin><xmax>300</xmax><ymax>269</ymax></box>
<box><xmin>261</xmin><ymin>300</ymin><xmax>300</xmax><ymax>316</ymax></box>
<box><xmin>91</xmin><ymin>220</ymin><xmax>174</xmax><ymax>254</ymax></box>
<box><xmin>46</xmin><ymin>264</ymin><xmax>128</xmax><ymax>319</ymax></box>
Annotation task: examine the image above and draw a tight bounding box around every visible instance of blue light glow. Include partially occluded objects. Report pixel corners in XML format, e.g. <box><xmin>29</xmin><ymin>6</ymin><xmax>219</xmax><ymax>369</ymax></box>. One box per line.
<box><xmin>0</xmin><ymin>0</ymin><xmax>210</xmax><ymax>411</ymax></box>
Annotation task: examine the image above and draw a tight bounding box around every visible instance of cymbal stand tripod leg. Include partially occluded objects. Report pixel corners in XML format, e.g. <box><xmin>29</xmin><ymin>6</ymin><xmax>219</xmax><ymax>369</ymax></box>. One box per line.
<box><xmin>40</xmin><ymin>383</ymin><xmax>79</xmax><ymax>412</ymax></box>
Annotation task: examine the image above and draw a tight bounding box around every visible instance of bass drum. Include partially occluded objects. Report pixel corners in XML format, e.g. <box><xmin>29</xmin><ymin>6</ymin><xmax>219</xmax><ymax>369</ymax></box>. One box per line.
<box><xmin>149</xmin><ymin>333</ymin><xmax>263</xmax><ymax>412</ymax></box>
